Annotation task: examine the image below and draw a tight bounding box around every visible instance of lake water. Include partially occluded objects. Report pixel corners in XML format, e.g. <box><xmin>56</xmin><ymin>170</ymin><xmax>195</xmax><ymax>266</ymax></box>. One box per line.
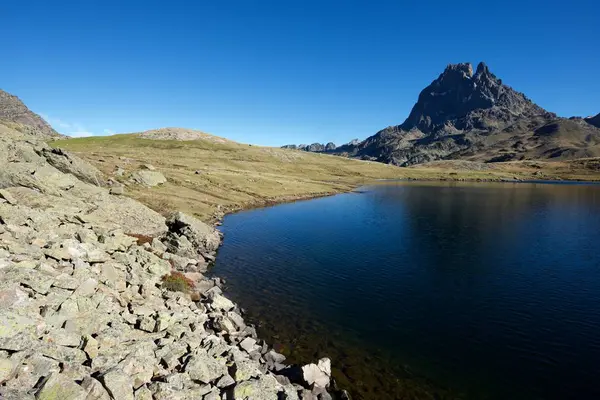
<box><xmin>211</xmin><ymin>181</ymin><xmax>600</xmax><ymax>399</ymax></box>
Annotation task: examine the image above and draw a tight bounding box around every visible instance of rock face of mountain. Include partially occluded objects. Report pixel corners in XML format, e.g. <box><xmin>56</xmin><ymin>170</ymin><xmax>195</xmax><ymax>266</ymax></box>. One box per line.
<box><xmin>0</xmin><ymin>89</ymin><xmax>61</xmax><ymax>137</ymax></box>
<box><xmin>586</xmin><ymin>113</ymin><xmax>600</xmax><ymax>128</ymax></box>
<box><xmin>345</xmin><ymin>62</ymin><xmax>600</xmax><ymax>165</ymax></box>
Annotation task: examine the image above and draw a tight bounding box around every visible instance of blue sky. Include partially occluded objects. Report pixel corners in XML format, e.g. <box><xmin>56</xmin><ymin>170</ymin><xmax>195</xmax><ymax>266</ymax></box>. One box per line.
<box><xmin>2</xmin><ymin>0</ymin><xmax>599</xmax><ymax>145</ymax></box>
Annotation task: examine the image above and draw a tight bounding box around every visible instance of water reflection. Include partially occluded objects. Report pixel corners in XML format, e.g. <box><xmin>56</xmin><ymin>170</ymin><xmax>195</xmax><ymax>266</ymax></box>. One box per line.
<box><xmin>212</xmin><ymin>181</ymin><xmax>600</xmax><ymax>400</ymax></box>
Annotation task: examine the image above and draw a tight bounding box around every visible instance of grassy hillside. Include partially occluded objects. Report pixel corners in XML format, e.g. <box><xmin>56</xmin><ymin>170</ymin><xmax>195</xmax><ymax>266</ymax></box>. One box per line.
<box><xmin>50</xmin><ymin>133</ymin><xmax>535</xmax><ymax>222</ymax></box>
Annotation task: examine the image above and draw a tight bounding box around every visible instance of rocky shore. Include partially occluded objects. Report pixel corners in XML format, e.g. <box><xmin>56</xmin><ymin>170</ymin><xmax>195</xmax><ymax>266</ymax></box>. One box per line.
<box><xmin>0</xmin><ymin>127</ymin><xmax>344</xmax><ymax>399</ymax></box>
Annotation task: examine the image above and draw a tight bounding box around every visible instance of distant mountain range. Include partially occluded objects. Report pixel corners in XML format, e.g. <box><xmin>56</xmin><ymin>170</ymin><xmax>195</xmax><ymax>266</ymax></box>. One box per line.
<box><xmin>0</xmin><ymin>89</ymin><xmax>61</xmax><ymax>137</ymax></box>
<box><xmin>283</xmin><ymin>62</ymin><xmax>600</xmax><ymax>166</ymax></box>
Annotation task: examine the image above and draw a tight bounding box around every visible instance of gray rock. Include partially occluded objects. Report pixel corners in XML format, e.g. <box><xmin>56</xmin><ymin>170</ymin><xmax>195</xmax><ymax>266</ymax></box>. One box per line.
<box><xmin>233</xmin><ymin>359</ymin><xmax>262</xmax><ymax>382</ymax></box>
<box><xmin>81</xmin><ymin>376</ymin><xmax>111</xmax><ymax>400</ymax></box>
<box><xmin>100</xmin><ymin>368</ymin><xmax>134</xmax><ymax>400</ymax></box>
<box><xmin>39</xmin><ymin>147</ymin><xmax>104</xmax><ymax>186</ymax></box>
<box><xmin>186</xmin><ymin>349</ymin><xmax>227</xmax><ymax>384</ymax></box>
<box><xmin>0</xmin><ymin>189</ymin><xmax>17</xmax><ymax>205</ymax></box>
<box><xmin>265</xmin><ymin>349</ymin><xmax>286</xmax><ymax>365</ymax></box>
<box><xmin>239</xmin><ymin>337</ymin><xmax>257</xmax><ymax>353</ymax></box>
<box><xmin>207</xmin><ymin>293</ymin><xmax>235</xmax><ymax>311</ymax></box>
<box><xmin>216</xmin><ymin>373</ymin><xmax>235</xmax><ymax>388</ymax></box>
<box><xmin>165</xmin><ymin>212</ymin><xmax>221</xmax><ymax>254</ymax></box>
<box><xmin>0</xmin><ymin>357</ymin><xmax>15</xmax><ymax>382</ymax></box>
<box><xmin>301</xmin><ymin>359</ymin><xmax>331</xmax><ymax>389</ymax></box>
<box><xmin>36</xmin><ymin>372</ymin><xmax>87</xmax><ymax>400</ymax></box>
<box><xmin>133</xmin><ymin>386</ymin><xmax>153</xmax><ymax>400</ymax></box>
<box><xmin>233</xmin><ymin>374</ymin><xmax>280</xmax><ymax>399</ymax></box>
<box><xmin>131</xmin><ymin>170</ymin><xmax>166</xmax><ymax>187</ymax></box>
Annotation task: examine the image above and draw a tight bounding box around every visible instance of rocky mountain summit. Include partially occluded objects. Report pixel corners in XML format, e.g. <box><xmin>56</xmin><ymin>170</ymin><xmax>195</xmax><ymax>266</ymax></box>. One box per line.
<box><xmin>0</xmin><ymin>108</ymin><xmax>341</xmax><ymax>397</ymax></box>
<box><xmin>0</xmin><ymin>89</ymin><xmax>61</xmax><ymax>137</ymax></box>
<box><xmin>322</xmin><ymin>63</ymin><xmax>600</xmax><ymax>165</ymax></box>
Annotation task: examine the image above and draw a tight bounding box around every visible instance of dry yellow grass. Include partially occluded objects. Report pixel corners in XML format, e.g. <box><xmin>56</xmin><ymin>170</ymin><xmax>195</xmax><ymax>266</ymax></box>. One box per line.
<box><xmin>50</xmin><ymin>132</ymin><xmax>600</xmax><ymax>222</ymax></box>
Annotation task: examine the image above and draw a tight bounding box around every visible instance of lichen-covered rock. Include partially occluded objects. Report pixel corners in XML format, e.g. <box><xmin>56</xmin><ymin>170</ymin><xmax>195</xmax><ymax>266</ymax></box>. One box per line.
<box><xmin>233</xmin><ymin>374</ymin><xmax>281</xmax><ymax>399</ymax></box>
<box><xmin>36</xmin><ymin>372</ymin><xmax>87</xmax><ymax>400</ymax></box>
<box><xmin>186</xmin><ymin>349</ymin><xmax>227</xmax><ymax>384</ymax></box>
<box><xmin>100</xmin><ymin>368</ymin><xmax>134</xmax><ymax>400</ymax></box>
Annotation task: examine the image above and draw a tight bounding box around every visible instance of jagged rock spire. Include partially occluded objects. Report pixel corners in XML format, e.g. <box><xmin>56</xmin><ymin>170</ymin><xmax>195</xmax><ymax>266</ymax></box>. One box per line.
<box><xmin>400</xmin><ymin>62</ymin><xmax>547</xmax><ymax>133</ymax></box>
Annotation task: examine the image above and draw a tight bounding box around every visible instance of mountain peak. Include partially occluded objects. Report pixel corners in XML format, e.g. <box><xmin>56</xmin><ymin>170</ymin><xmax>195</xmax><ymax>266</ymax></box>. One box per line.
<box><xmin>475</xmin><ymin>61</ymin><xmax>490</xmax><ymax>76</ymax></box>
<box><xmin>400</xmin><ymin>62</ymin><xmax>547</xmax><ymax>133</ymax></box>
<box><xmin>444</xmin><ymin>62</ymin><xmax>474</xmax><ymax>78</ymax></box>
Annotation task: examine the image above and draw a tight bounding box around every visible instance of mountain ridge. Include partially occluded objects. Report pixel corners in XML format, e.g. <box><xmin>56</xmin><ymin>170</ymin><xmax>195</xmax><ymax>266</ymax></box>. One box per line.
<box><xmin>0</xmin><ymin>89</ymin><xmax>61</xmax><ymax>137</ymax></box>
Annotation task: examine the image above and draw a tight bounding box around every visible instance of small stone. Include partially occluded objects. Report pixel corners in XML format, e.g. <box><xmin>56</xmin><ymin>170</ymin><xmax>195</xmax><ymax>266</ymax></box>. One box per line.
<box><xmin>47</xmin><ymin>329</ymin><xmax>81</xmax><ymax>347</ymax></box>
<box><xmin>239</xmin><ymin>337</ymin><xmax>257</xmax><ymax>353</ymax></box>
<box><xmin>134</xmin><ymin>386</ymin><xmax>153</xmax><ymax>400</ymax></box>
<box><xmin>317</xmin><ymin>358</ymin><xmax>331</xmax><ymax>376</ymax></box>
<box><xmin>37</xmin><ymin>372</ymin><xmax>87</xmax><ymax>400</ymax></box>
<box><xmin>74</xmin><ymin>278</ymin><xmax>98</xmax><ymax>297</ymax></box>
<box><xmin>138</xmin><ymin>316</ymin><xmax>156</xmax><ymax>332</ymax></box>
<box><xmin>110</xmin><ymin>186</ymin><xmax>124</xmax><ymax>195</ymax></box>
<box><xmin>265</xmin><ymin>349</ymin><xmax>286</xmax><ymax>364</ymax></box>
<box><xmin>81</xmin><ymin>376</ymin><xmax>111</xmax><ymax>400</ymax></box>
<box><xmin>186</xmin><ymin>349</ymin><xmax>227</xmax><ymax>384</ymax></box>
<box><xmin>233</xmin><ymin>359</ymin><xmax>262</xmax><ymax>382</ymax></box>
<box><xmin>84</xmin><ymin>335</ymin><xmax>99</xmax><ymax>359</ymax></box>
<box><xmin>302</xmin><ymin>363</ymin><xmax>330</xmax><ymax>389</ymax></box>
<box><xmin>0</xmin><ymin>189</ymin><xmax>17</xmax><ymax>205</ymax></box>
<box><xmin>31</xmin><ymin>238</ymin><xmax>48</xmax><ymax>247</ymax></box>
<box><xmin>208</xmin><ymin>293</ymin><xmax>235</xmax><ymax>311</ymax></box>
<box><xmin>216</xmin><ymin>374</ymin><xmax>235</xmax><ymax>388</ymax></box>
<box><xmin>227</xmin><ymin>311</ymin><xmax>246</xmax><ymax>330</ymax></box>
<box><xmin>0</xmin><ymin>357</ymin><xmax>14</xmax><ymax>382</ymax></box>
<box><xmin>101</xmin><ymin>368</ymin><xmax>134</xmax><ymax>400</ymax></box>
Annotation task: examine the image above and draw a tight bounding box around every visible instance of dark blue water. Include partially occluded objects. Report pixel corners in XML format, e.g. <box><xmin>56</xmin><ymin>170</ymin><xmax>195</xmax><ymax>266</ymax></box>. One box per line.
<box><xmin>212</xmin><ymin>181</ymin><xmax>600</xmax><ymax>400</ymax></box>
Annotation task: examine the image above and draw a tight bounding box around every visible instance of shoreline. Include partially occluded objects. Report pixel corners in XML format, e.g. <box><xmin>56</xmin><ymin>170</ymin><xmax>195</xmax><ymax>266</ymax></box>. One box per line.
<box><xmin>209</xmin><ymin>175</ymin><xmax>600</xmax><ymax>223</ymax></box>
<box><xmin>0</xmin><ymin>131</ymin><xmax>342</xmax><ymax>399</ymax></box>
<box><xmin>206</xmin><ymin>176</ymin><xmax>600</xmax><ymax>399</ymax></box>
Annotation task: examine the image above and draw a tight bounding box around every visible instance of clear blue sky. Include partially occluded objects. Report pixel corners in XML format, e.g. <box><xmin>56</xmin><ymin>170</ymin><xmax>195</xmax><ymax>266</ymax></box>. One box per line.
<box><xmin>2</xmin><ymin>0</ymin><xmax>599</xmax><ymax>145</ymax></box>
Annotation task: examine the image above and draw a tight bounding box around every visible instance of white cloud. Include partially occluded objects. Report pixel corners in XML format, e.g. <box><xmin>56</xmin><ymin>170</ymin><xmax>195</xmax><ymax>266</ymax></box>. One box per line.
<box><xmin>68</xmin><ymin>130</ymin><xmax>95</xmax><ymax>138</ymax></box>
<box><xmin>41</xmin><ymin>113</ymin><xmax>114</xmax><ymax>138</ymax></box>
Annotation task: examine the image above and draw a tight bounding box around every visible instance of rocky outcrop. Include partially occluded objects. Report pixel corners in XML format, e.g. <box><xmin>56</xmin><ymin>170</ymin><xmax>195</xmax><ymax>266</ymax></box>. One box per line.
<box><xmin>339</xmin><ymin>62</ymin><xmax>600</xmax><ymax>166</ymax></box>
<box><xmin>134</xmin><ymin>127</ymin><xmax>231</xmax><ymax>143</ymax></box>
<box><xmin>586</xmin><ymin>113</ymin><xmax>600</xmax><ymax>128</ymax></box>
<box><xmin>281</xmin><ymin>142</ymin><xmax>337</xmax><ymax>153</ymax></box>
<box><xmin>0</xmin><ymin>123</ymin><xmax>341</xmax><ymax>399</ymax></box>
<box><xmin>0</xmin><ymin>89</ymin><xmax>61</xmax><ymax>137</ymax></box>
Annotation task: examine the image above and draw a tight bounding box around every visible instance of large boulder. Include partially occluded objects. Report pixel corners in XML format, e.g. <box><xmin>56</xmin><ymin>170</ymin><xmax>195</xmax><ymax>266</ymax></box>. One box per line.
<box><xmin>38</xmin><ymin>147</ymin><xmax>105</xmax><ymax>187</ymax></box>
<box><xmin>164</xmin><ymin>212</ymin><xmax>221</xmax><ymax>256</ymax></box>
<box><xmin>130</xmin><ymin>170</ymin><xmax>166</xmax><ymax>187</ymax></box>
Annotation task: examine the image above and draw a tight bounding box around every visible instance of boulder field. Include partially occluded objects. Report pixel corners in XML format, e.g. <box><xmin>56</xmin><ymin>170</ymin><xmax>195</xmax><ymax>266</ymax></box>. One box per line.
<box><xmin>0</xmin><ymin>127</ymin><xmax>343</xmax><ymax>399</ymax></box>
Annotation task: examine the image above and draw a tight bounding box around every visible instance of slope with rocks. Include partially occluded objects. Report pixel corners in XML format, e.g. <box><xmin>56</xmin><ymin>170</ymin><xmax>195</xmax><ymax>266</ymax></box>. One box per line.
<box><xmin>0</xmin><ymin>89</ymin><xmax>61</xmax><ymax>137</ymax></box>
<box><xmin>0</xmin><ymin>122</ymin><xmax>341</xmax><ymax>399</ymax></box>
<box><xmin>341</xmin><ymin>62</ymin><xmax>600</xmax><ymax>165</ymax></box>
<box><xmin>134</xmin><ymin>127</ymin><xmax>233</xmax><ymax>143</ymax></box>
